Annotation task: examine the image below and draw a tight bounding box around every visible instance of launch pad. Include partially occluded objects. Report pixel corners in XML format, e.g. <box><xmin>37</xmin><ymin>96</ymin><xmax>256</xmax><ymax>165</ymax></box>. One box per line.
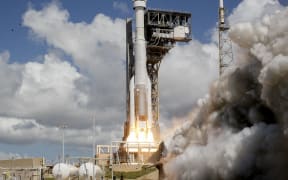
<box><xmin>96</xmin><ymin>1</ymin><xmax>191</xmax><ymax>174</ymax></box>
<box><xmin>96</xmin><ymin>141</ymin><xmax>159</xmax><ymax>165</ymax></box>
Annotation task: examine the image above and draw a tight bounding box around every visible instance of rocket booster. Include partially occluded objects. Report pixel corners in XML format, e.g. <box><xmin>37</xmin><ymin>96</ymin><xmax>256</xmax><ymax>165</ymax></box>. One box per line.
<box><xmin>128</xmin><ymin>0</ymin><xmax>153</xmax><ymax>142</ymax></box>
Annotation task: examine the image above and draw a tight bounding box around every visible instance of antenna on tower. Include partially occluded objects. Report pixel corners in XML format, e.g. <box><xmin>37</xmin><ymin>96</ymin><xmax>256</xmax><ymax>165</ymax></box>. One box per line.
<box><xmin>218</xmin><ymin>0</ymin><xmax>233</xmax><ymax>76</ymax></box>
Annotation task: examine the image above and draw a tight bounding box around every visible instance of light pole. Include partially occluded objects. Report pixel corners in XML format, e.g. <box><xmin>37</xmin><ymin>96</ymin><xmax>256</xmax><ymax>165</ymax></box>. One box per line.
<box><xmin>60</xmin><ymin>125</ymin><xmax>67</xmax><ymax>163</ymax></box>
<box><xmin>92</xmin><ymin>116</ymin><xmax>96</xmax><ymax>180</ymax></box>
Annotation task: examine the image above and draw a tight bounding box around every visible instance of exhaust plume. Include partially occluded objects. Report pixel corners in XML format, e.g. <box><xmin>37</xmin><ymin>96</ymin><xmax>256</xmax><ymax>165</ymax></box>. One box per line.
<box><xmin>164</xmin><ymin>4</ymin><xmax>288</xmax><ymax>180</ymax></box>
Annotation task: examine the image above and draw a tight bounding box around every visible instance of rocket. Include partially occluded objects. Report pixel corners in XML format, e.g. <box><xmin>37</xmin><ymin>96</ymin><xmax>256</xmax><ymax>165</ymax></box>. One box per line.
<box><xmin>127</xmin><ymin>0</ymin><xmax>154</xmax><ymax>142</ymax></box>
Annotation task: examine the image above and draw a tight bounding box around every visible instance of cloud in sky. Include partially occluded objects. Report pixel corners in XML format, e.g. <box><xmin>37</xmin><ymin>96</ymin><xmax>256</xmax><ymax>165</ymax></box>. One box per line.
<box><xmin>160</xmin><ymin>41</ymin><xmax>217</xmax><ymax>118</ymax></box>
<box><xmin>0</xmin><ymin>49</ymin><xmax>123</xmax><ymax>145</ymax></box>
<box><xmin>0</xmin><ymin>116</ymin><xmax>105</xmax><ymax>146</ymax></box>
<box><xmin>0</xmin><ymin>151</ymin><xmax>24</xmax><ymax>160</ymax></box>
<box><xmin>23</xmin><ymin>3</ymin><xmax>127</xmax><ymax>129</ymax></box>
<box><xmin>0</xmin><ymin>3</ymin><xmax>133</xmax><ymax>157</ymax></box>
<box><xmin>113</xmin><ymin>1</ymin><xmax>129</xmax><ymax>14</ymax></box>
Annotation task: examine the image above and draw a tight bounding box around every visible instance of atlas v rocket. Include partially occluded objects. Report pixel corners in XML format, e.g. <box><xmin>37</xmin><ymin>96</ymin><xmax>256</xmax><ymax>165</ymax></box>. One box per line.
<box><xmin>127</xmin><ymin>0</ymin><xmax>154</xmax><ymax>142</ymax></box>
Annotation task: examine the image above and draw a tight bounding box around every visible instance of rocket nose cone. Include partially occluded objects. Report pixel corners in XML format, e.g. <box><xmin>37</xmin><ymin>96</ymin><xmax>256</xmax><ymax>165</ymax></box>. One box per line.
<box><xmin>133</xmin><ymin>0</ymin><xmax>147</xmax><ymax>9</ymax></box>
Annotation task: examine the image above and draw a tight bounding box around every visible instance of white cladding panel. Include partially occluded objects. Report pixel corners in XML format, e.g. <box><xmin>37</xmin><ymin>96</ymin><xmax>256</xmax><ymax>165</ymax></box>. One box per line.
<box><xmin>174</xmin><ymin>26</ymin><xmax>190</xmax><ymax>39</ymax></box>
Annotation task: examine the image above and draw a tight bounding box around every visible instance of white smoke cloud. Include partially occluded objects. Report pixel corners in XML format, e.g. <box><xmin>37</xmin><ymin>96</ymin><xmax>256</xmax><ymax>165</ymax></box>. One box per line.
<box><xmin>160</xmin><ymin>41</ymin><xmax>218</xmax><ymax>118</ymax></box>
<box><xmin>164</xmin><ymin>1</ymin><xmax>288</xmax><ymax>180</ymax></box>
<box><xmin>158</xmin><ymin>40</ymin><xmax>218</xmax><ymax>139</ymax></box>
<box><xmin>166</xmin><ymin>124</ymin><xmax>288</xmax><ymax>180</ymax></box>
<box><xmin>228</xmin><ymin>0</ymin><xmax>283</xmax><ymax>24</ymax></box>
<box><xmin>229</xmin><ymin>2</ymin><xmax>288</xmax><ymax>124</ymax></box>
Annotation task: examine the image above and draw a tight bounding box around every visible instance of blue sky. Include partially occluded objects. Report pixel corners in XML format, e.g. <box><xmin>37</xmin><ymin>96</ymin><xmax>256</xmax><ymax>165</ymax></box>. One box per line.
<box><xmin>0</xmin><ymin>0</ymin><xmax>244</xmax><ymax>63</ymax></box>
<box><xmin>0</xmin><ymin>0</ymin><xmax>287</xmax><ymax>161</ymax></box>
<box><xmin>1</xmin><ymin>0</ymin><xmax>288</xmax><ymax>63</ymax></box>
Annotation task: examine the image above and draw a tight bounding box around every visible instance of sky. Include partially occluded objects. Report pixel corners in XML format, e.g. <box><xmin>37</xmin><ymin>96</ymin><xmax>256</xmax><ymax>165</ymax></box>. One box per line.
<box><xmin>0</xmin><ymin>0</ymin><xmax>287</xmax><ymax>162</ymax></box>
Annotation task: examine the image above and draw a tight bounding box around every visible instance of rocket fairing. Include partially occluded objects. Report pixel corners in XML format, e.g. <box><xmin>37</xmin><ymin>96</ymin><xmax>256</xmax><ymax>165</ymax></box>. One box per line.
<box><xmin>219</xmin><ymin>0</ymin><xmax>225</xmax><ymax>24</ymax></box>
<box><xmin>220</xmin><ymin>0</ymin><xmax>224</xmax><ymax>8</ymax></box>
<box><xmin>127</xmin><ymin>0</ymin><xmax>153</xmax><ymax>142</ymax></box>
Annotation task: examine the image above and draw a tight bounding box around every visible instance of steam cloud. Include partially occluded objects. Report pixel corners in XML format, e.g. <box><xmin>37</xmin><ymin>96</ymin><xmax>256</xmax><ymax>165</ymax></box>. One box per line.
<box><xmin>164</xmin><ymin>3</ymin><xmax>288</xmax><ymax>180</ymax></box>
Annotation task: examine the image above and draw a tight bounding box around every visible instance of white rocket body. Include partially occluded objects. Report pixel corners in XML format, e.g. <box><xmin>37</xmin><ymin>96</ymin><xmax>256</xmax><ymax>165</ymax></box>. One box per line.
<box><xmin>128</xmin><ymin>0</ymin><xmax>153</xmax><ymax>142</ymax></box>
<box><xmin>219</xmin><ymin>0</ymin><xmax>225</xmax><ymax>24</ymax></box>
<box><xmin>220</xmin><ymin>0</ymin><xmax>224</xmax><ymax>8</ymax></box>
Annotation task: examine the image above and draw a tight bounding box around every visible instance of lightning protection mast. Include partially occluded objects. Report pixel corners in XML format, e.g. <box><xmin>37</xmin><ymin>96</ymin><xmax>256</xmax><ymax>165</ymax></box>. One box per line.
<box><xmin>218</xmin><ymin>0</ymin><xmax>233</xmax><ymax>76</ymax></box>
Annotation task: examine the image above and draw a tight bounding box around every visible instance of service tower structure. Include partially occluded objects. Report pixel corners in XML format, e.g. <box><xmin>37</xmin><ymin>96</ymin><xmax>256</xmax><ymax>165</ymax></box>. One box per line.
<box><xmin>124</xmin><ymin>0</ymin><xmax>192</xmax><ymax>144</ymax></box>
<box><xmin>218</xmin><ymin>0</ymin><xmax>233</xmax><ymax>75</ymax></box>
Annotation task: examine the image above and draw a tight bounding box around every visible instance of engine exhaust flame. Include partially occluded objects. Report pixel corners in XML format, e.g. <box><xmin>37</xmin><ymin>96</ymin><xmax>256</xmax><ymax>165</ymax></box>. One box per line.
<box><xmin>126</xmin><ymin>124</ymin><xmax>157</xmax><ymax>153</ymax></box>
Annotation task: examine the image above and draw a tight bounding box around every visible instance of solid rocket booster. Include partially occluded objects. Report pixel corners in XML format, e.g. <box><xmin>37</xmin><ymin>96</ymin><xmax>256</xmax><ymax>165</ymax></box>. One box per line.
<box><xmin>219</xmin><ymin>0</ymin><xmax>225</xmax><ymax>24</ymax></box>
<box><xmin>128</xmin><ymin>0</ymin><xmax>153</xmax><ymax>142</ymax></box>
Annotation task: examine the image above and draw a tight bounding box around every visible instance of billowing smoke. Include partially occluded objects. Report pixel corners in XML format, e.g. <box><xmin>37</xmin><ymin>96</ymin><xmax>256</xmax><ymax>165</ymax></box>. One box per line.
<box><xmin>164</xmin><ymin>3</ymin><xmax>288</xmax><ymax>180</ymax></box>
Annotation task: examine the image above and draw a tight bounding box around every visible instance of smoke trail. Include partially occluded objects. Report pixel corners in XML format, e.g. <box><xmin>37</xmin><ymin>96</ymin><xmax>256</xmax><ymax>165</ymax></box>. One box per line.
<box><xmin>164</xmin><ymin>5</ymin><xmax>288</xmax><ymax>180</ymax></box>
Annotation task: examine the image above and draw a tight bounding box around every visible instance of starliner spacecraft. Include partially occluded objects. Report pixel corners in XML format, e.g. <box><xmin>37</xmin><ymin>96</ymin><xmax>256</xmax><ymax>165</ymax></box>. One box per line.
<box><xmin>123</xmin><ymin>0</ymin><xmax>192</xmax><ymax>145</ymax></box>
